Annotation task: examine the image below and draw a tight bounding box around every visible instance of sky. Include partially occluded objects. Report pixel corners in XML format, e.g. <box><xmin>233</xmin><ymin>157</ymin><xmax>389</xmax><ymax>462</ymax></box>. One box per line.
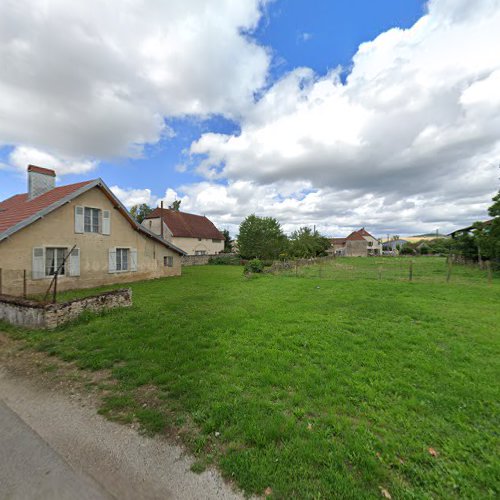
<box><xmin>1</xmin><ymin>0</ymin><xmax>499</xmax><ymax>237</ymax></box>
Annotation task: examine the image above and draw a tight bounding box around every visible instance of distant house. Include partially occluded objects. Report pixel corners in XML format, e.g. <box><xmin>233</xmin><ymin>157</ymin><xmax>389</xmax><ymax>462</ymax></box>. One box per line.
<box><xmin>328</xmin><ymin>228</ymin><xmax>382</xmax><ymax>257</ymax></box>
<box><xmin>382</xmin><ymin>239</ymin><xmax>408</xmax><ymax>252</ymax></box>
<box><xmin>0</xmin><ymin>165</ymin><xmax>185</xmax><ymax>297</ymax></box>
<box><xmin>143</xmin><ymin>208</ymin><xmax>225</xmax><ymax>256</ymax></box>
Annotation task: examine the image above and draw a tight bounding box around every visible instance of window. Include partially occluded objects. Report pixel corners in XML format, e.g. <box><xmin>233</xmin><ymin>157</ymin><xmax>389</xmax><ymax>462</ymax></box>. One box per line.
<box><xmin>84</xmin><ymin>207</ymin><xmax>101</xmax><ymax>233</ymax></box>
<box><xmin>116</xmin><ymin>248</ymin><xmax>129</xmax><ymax>271</ymax></box>
<box><xmin>368</xmin><ymin>241</ymin><xmax>373</xmax><ymax>247</ymax></box>
<box><xmin>212</xmin><ymin>239</ymin><xmax>222</xmax><ymax>243</ymax></box>
<box><xmin>195</xmin><ymin>250</ymin><xmax>206</xmax><ymax>255</ymax></box>
<box><xmin>45</xmin><ymin>247</ymin><xmax>67</xmax><ymax>276</ymax></box>
<box><xmin>198</xmin><ymin>238</ymin><xmax>202</xmax><ymax>241</ymax></box>
<box><xmin>164</xmin><ymin>256</ymin><xmax>173</xmax><ymax>267</ymax></box>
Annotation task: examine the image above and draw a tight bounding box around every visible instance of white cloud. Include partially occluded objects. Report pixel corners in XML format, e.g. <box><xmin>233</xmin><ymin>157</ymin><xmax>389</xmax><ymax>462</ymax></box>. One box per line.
<box><xmin>9</xmin><ymin>146</ymin><xmax>96</xmax><ymax>176</ymax></box>
<box><xmin>0</xmin><ymin>0</ymin><xmax>270</xmax><ymax>164</ymax></box>
<box><xmin>191</xmin><ymin>0</ymin><xmax>500</xmax><ymax>233</ymax></box>
<box><xmin>110</xmin><ymin>186</ymin><xmax>157</xmax><ymax>209</ymax></box>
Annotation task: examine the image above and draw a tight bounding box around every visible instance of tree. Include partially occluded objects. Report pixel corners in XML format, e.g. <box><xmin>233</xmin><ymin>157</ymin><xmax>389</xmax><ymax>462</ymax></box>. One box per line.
<box><xmin>288</xmin><ymin>226</ymin><xmax>330</xmax><ymax>258</ymax></box>
<box><xmin>222</xmin><ymin>229</ymin><xmax>233</xmax><ymax>252</ymax></box>
<box><xmin>237</xmin><ymin>215</ymin><xmax>287</xmax><ymax>260</ymax></box>
<box><xmin>169</xmin><ymin>200</ymin><xmax>181</xmax><ymax>211</ymax></box>
<box><xmin>130</xmin><ymin>203</ymin><xmax>152</xmax><ymax>223</ymax></box>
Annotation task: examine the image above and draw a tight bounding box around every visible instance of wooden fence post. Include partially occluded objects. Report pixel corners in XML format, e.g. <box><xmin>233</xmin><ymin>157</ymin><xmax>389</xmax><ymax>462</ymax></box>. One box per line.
<box><xmin>52</xmin><ymin>272</ymin><xmax>58</xmax><ymax>304</ymax></box>
<box><xmin>409</xmin><ymin>261</ymin><xmax>413</xmax><ymax>282</ymax></box>
<box><xmin>446</xmin><ymin>258</ymin><xmax>452</xmax><ymax>283</ymax></box>
<box><xmin>23</xmin><ymin>269</ymin><xmax>27</xmax><ymax>298</ymax></box>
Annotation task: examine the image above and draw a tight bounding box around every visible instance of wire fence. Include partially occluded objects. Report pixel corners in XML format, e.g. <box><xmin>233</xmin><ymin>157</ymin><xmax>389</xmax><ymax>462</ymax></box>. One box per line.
<box><xmin>0</xmin><ymin>268</ymin><xmax>61</xmax><ymax>302</ymax></box>
<box><xmin>266</xmin><ymin>256</ymin><xmax>497</xmax><ymax>286</ymax></box>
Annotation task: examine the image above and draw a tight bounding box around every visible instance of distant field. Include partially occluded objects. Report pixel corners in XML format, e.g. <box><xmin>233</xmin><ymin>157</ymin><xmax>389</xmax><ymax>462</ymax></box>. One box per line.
<box><xmin>3</xmin><ymin>258</ymin><xmax>499</xmax><ymax>498</ymax></box>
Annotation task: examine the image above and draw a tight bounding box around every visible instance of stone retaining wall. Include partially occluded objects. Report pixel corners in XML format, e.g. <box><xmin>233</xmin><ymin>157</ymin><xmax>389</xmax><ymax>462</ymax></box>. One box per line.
<box><xmin>0</xmin><ymin>288</ymin><xmax>132</xmax><ymax>329</ymax></box>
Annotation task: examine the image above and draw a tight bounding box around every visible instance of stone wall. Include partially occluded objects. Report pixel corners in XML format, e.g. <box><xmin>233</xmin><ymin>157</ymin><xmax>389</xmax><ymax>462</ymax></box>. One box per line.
<box><xmin>181</xmin><ymin>254</ymin><xmax>215</xmax><ymax>266</ymax></box>
<box><xmin>0</xmin><ymin>288</ymin><xmax>132</xmax><ymax>329</ymax></box>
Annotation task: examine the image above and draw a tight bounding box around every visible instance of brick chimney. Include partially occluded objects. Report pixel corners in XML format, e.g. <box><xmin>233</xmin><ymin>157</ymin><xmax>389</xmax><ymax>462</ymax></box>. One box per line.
<box><xmin>27</xmin><ymin>165</ymin><xmax>56</xmax><ymax>199</ymax></box>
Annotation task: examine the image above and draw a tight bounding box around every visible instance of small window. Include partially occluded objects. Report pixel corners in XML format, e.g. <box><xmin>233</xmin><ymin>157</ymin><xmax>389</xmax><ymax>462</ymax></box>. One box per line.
<box><xmin>368</xmin><ymin>241</ymin><xmax>373</xmax><ymax>247</ymax></box>
<box><xmin>212</xmin><ymin>239</ymin><xmax>222</xmax><ymax>243</ymax></box>
<box><xmin>149</xmin><ymin>220</ymin><xmax>152</xmax><ymax>228</ymax></box>
<box><xmin>164</xmin><ymin>256</ymin><xmax>173</xmax><ymax>267</ymax></box>
<box><xmin>45</xmin><ymin>247</ymin><xmax>67</xmax><ymax>276</ymax></box>
<box><xmin>195</xmin><ymin>250</ymin><xmax>206</xmax><ymax>256</ymax></box>
<box><xmin>116</xmin><ymin>248</ymin><xmax>129</xmax><ymax>271</ymax></box>
<box><xmin>198</xmin><ymin>238</ymin><xmax>202</xmax><ymax>241</ymax></box>
<box><xmin>84</xmin><ymin>207</ymin><xmax>101</xmax><ymax>233</ymax></box>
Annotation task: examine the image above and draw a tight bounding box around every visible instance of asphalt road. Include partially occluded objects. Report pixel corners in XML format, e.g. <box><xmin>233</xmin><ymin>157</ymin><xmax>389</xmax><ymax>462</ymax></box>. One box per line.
<box><xmin>0</xmin><ymin>400</ymin><xmax>112</xmax><ymax>499</ymax></box>
<box><xmin>0</xmin><ymin>367</ymin><xmax>242</xmax><ymax>500</ymax></box>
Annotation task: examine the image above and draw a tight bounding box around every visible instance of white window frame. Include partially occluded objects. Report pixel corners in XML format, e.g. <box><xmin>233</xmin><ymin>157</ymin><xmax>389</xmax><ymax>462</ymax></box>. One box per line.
<box><xmin>109</xmin><ymin>247</ymin><xmax>137</xmax><ymax>273</ymax></box>
<box><xmin>164</xmin><ymin>256</ymin><xmax>174</xmax><ymax>267</ymax></box>
<box><xmin>45</xmin><ymin>247</ymin><xmax>68</xmax><ymax>277</ymax></box>
<box><xmin>84</xmin><ymin>206</ymin><xmax>102</xmax><ymax>233</ymax></box>
<box><xmin>116</xmin><ymin>248</ymin><xmax>129</xmax><ymax>272</ymax></box>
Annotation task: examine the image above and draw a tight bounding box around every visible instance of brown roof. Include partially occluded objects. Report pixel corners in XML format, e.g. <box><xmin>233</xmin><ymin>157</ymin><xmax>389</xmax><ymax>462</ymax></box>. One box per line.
<box><xmin>27</xmin><ymin>164</ymin><xmax>56</xmax><ymax>176</ymax></box>
<box><xmin>146</xmin><ymin>208</ymin><xmax>224</xmax><ymax>240</ymax></box>
<box><xmin>346</xmin><ymin>231</ymin><xmax>367</xmax><ymax>241</ymax></box>
<box><xmin>0</xmin><ymin>180</ymin><xmax>93</xmax><ymax>234</ymax></box>
<box><xmin>354</xmin><ymin>227</ymin><xmax>376</xmax><ymax>239</ymax></box>
<box><xmin>330</xmin><ymin>237</ymin><xmax>346</xmax><ymax>245</ymax></box>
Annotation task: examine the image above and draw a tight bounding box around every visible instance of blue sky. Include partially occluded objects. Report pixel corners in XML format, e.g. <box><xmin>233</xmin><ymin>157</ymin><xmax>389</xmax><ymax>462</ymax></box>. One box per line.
<box><xmin>1</xmin><ymin>0</ymin><xmax>499</xmax><ymax>236</ymax></box>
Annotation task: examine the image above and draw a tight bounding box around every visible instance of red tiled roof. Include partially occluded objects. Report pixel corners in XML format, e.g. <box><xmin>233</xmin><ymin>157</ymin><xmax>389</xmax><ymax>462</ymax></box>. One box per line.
<box><xmin>27</xmin><ymin>164</ymin><xmax>56</xmax><ymax>176</ymax></box>
<box><xmin>0</xmin><ymin>181</ymin><xmax>93</xmax><ymax>234</ymax></box>
<box><xmin>146</xmin><ymin>208</ymin><xmax>224</xmax><ymax>240</ymax></box>
<box><xmin>355</xmin><ymin>227</ymin><xmax>376</xmax><ymax>239</ymax></box>
<box><xmin>346</xmin><ymin>231</ymin><xmax>367</xmax><ymax>241</ymax></box>
<box><xmin>330</xmin><ymin>238</ymin><xmax>346</xmax><ymax>245</ymax></box>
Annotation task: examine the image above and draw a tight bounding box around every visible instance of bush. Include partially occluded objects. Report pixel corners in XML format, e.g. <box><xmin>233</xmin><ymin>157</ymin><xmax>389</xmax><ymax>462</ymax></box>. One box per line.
<box><xmin>244</xmin><ymin>259</ymin><xmax>264</xmax><ymax>274</ymax></box>
<box><xmin>208</xmin><ymin>254</ymin><xmax>240</xmax><ymax>265</ymax></box>
<box><xmin>400</xmin><ymin>245</ymin><xmax>415</xmax><ymax>255</ymax></box>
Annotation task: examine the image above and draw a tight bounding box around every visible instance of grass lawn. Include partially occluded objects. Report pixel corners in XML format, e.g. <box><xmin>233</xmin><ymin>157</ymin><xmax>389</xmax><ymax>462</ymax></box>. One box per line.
<box><xmin>3</xmin><ymin>257</ymin><xmax>499</xmax><ymax>498</ymax></box>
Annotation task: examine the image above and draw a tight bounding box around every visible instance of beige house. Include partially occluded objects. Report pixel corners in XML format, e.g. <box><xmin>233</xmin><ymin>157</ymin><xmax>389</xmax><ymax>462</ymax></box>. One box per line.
<box><xmin>0</xmin><ymin>165</ymin><xmax>185</xmax><ymax>297</ymax></box>
<box><xmin>328</xmin><ymin>228</ymin><xmax>382</xmax><ymax>257</ymax></box>
<box><xmin>143</xmin><ymin>208</ymin><xmax>225</xmax><ymax>256</ymax></box>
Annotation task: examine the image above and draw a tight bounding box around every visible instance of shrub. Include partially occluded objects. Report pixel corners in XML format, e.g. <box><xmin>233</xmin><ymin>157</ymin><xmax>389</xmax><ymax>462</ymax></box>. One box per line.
<box><xmin>208</xmin><ymin>254</ymin><xmax>240</xmax><ymax>265</ymax></box>
<box><xmin>244</xmin><ymin>259</ymin><xmax>264</xmax><ymax>274</ymax></box>
<box><xmin>400</xmin><ymin>245</ymin><xmax>415</xmax><ymax>255</ymax></box>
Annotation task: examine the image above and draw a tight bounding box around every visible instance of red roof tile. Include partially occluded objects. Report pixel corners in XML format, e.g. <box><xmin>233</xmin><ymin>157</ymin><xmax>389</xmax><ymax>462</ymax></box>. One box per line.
<box><xmin>146</xmin><ymin>208</ymin><xmax>224</xmax><ymax>240</ymax></box>
<box><xmin>346</xmin><ymin>231</ymin><xmax>367</xmax><ymax>241</ymax></box>
<box><xmin>330</xmin><ymin>238</ymin><xmax>346</xmax><ymax>245</ymax></box>
<box><xmin>0</xmin><ymin>180</ymin><xmax>93</xmax><ymax>234</ymax></box>
<box><xmin>355</xmin><ymin>227</ymin><xmax>376</xmax><ymax>239</ymax></box>
<box><xmin>27</xmin><ymin>164</ymin><xmax>56</xmax><ymax>176</ymax></box>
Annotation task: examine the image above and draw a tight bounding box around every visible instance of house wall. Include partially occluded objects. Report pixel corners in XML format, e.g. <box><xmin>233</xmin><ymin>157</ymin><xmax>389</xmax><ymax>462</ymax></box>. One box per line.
<box><xmin>0</xmin><ymin>187</ymin><xmax>181</xmax><ymax>296</ymax></box>
<box><xmin>362</xmin><ymin>235</ymin><xmax>382</xmax><ymax>254</ymax></box>
<box><xmin>142</xmin><ymin>217</ymin><xmax>224</xmax><ymax>255</ymax></box>
<box><xmin>345</xmin><ymin>240</ymin><xmax>368</xmax><ymax>257</ymax></box>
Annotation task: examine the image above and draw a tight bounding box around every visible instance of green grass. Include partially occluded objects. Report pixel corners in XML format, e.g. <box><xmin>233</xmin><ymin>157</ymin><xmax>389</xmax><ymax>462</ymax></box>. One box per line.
<box><xmin>3</xmin><ymin>257</ymin><xmax>499</xmax><ymax>498</ymax></box>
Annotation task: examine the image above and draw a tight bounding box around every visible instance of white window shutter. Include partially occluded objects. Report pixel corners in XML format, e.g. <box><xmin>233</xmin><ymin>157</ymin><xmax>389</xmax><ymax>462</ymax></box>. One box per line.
<box><xmin>102</xmin><ymin>210</ymin><xmax>111</xmax><ymax>235</ymax></box>
<box><xmin>130</xmin><ymin>248</ymin><xmax>137</xmax><ymax>271</ymax></box>
<box><xmin>32</xmin><ymin>247</ymin><xmax>45</xmax><ymax>279</ymax></box>
<box><xmin>108</xmin><ymin>248</ymin><xmax>116</xmax><ymax>273</ymax></box>
<box><xmin>75</xmin><ymin>206</ymin><xmax>84</xmax><ymax>233</ymax></box>
<box><xmin>69</xmin><ymin>248</ymin><xmax>80</xmax><ymax>277</ymax></box>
